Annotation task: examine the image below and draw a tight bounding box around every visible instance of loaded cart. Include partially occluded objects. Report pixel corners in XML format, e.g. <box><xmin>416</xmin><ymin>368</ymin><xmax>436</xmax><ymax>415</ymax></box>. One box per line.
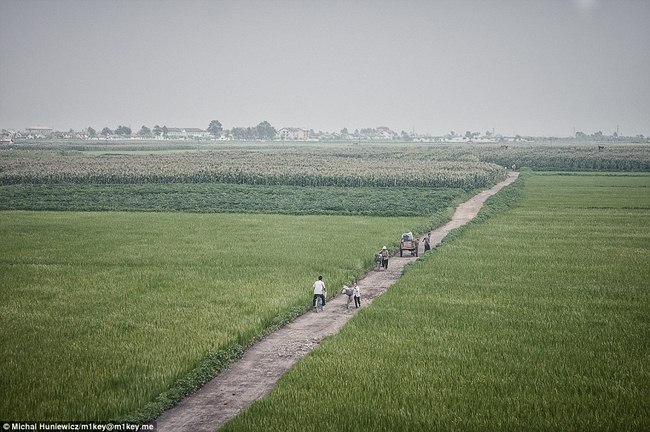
<box><xmin>399</xmin><ymin>232</ymin><xmax>419</xmax><ymax>257</ymax></box>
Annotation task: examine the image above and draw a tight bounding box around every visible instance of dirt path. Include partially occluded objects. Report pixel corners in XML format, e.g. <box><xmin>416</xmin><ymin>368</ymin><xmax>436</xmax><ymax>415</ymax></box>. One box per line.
<box><xmin>155</xmin><ymin>171</ymin><xmax>519</xmax><ymax>432</ymax></box>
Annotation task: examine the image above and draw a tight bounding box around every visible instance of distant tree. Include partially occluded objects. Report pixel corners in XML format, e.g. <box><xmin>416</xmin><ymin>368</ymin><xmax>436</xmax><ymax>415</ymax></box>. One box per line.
<box><xmin>115</xmin><ymin>125</ymin><xmax>132</xmax><ymax>136</ymax></box>
<box><xmin>207</xmin><ymin>120</ymin><xmax>223</xmax><ymax>137</ymax></box>
<box><xmin>400</xmin><ymin>131</ymin><xmax>412</xmax><ymax>141</ymax></box>
<box><xmin>229</xmin><ymin>122</ymin><xmax>276</xmax><ymax>140</ymax></box>
<box><xmin>101</xmin><ymin>127</ymin><xmax>113</xmax><ymax>136</ymax></box>
<box><xmin>231</xmin><ymin>127</ymin><xmax>247</xmax><ymax>140</ymax></box>
<box><xmin>341</xmin><ymin>127</ymin><xmax>349</xmax><ymax>135</ymax></box>
<box><xmin>87</xmin><ymin>127</ymin><xmax>96</xmax><ymax>138</ymax></box>
<box><xmin>162</xmin><ymin>126</ymin><xmax>168</xmax><ymax>137</ymax></box>
<box><xmin>153</xmin><ymin>125</ymin><xmax>162</xmax><ymax>136</ymax></box>
<box><xmin>255</xmin><ymin>121</ymin><xmax>276</xmax><ymax>140</ymax></box>
<box><xmin>465</xmin><ymin>131</ymin><xmax>472</xmax><ymax>140</ymax></box>
<box><xmin>138</xmin><ymin>125</ymin><xmax>152</xmax><ymax>136</ymax></box>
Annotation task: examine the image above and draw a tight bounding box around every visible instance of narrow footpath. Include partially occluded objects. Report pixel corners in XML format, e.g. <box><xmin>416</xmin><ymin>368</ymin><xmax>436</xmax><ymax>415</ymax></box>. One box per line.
<box><xmin>155</xmin><ymin>171</ymin><xmax>519</xmax><ymax>432</ymax></box>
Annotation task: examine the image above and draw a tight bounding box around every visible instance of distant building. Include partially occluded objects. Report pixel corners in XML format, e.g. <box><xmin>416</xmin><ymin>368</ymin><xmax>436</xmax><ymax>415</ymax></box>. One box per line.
<box><xmin>376</xmin><ymin>126</ymin><xmax>397</xmax><ymax>139</ymax></box>
<box><xmin>25</xmin><ymin>127</ymin><xmax>53</xmax><ymax>137</ymax></box>
<box><xmin>277</xmin><ymin>127</ymin><xmax>310</xmax><ymax>140</ymax></box>
<box><xmin>166</xmin><ymin>128</ymin><xmax>210</xmax><ymax>139</ymax></box>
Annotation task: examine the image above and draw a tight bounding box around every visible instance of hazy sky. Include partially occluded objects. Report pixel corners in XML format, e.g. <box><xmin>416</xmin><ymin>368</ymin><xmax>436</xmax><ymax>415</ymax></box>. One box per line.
<box><xmin>1</xmin><ymin>0</ymin><xmax>649</xmax><ymax>136</ymax></box>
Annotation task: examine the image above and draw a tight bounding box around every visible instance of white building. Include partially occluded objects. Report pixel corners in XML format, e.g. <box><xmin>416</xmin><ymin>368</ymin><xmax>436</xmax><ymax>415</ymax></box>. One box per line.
<box><xmin>25</xmin><ymin>127</ymin><xmax>53</xmax><ymax>137</ymax></box>
<box><xmin>166</xmin><ymin>128</ymin><xmax>210</xmax><ymax>139</ymax></box>
<box><xmin>277</xmin><ymin>127</ymin><xmax>310</xmax><ymax>140</ymax></box>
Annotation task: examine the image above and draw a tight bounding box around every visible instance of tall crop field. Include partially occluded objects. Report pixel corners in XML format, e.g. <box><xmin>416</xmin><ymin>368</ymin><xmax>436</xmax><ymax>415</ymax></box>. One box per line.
<box><xmin>475</xmin><ymin>143</ymin><xmax>650</xmax><ymax>171</ymax></box>
<box><xmin>0</xmin><ymin>211</ymin><xmax>430</xmax><ymax>421</ymax></box>
<box><xmin>0</xmin><ymin>183</ymin><xmax>469</xmax><ymax>216</ymax></box>
<box><xmin>222</xmin><ymin>172</ymin><xmax>650</xmax><ymax>431</ymax></box>
<box><xmin>0</xmin><ymin>149</ymin><xmax>504</xmax><ymax>189</ymax></box>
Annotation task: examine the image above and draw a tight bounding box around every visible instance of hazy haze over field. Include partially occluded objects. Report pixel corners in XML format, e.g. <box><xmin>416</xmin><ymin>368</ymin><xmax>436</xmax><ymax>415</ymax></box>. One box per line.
<box><xmin>0</xmin><ymin>0</ymin><xmax>648</xmax><ymax>136</ymax></box>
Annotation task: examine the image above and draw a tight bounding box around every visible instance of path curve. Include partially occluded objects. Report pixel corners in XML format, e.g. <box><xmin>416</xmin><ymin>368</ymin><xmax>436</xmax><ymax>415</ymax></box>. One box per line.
<box><xmin>155</xmin><ymin>171</ymin><xmax>519</xmax><ymax>431</ymax></box>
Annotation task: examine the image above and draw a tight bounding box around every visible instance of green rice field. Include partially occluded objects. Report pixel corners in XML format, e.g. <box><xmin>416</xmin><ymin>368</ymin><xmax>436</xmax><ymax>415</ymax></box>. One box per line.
<box><xmin>0</xmin><ymin>211</ymin><xmax>429</xmax><ymax>420</ymax></box>
<box><xmin>1</xmin><ymin>141</ymin><xmax>649</xmax><ymax>427</ymax></box>
<box><xmin>221</xmin><ymin>172</ymin><xmax>650</xmax><ymax>431</ymax></box>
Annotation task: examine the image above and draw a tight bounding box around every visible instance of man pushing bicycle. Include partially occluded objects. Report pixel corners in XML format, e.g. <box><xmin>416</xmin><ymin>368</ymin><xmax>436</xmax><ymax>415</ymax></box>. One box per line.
<box><xmin>313</xmin><ymin>275</ymin><xmax>326</xmax><ymax>310</ymax></box>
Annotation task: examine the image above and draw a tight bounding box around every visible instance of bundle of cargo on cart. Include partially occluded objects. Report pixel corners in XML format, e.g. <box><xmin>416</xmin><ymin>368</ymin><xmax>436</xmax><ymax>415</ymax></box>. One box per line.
<box><xmin>399</xmin><ymin>231</ymin><xmax>419</xmax><ymax>257</ymax></box>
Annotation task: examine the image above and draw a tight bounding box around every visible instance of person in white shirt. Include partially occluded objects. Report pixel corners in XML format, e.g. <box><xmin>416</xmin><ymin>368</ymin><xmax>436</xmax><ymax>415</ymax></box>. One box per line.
<box><xmin>353</xmin><ymin>282</ymin><xmax>361</xmax><ymax>308</ymax></box>
<box><xmin>313</xmin><ymin>275</ymin><xmax>326</xmax><ymax>309</ymax></box>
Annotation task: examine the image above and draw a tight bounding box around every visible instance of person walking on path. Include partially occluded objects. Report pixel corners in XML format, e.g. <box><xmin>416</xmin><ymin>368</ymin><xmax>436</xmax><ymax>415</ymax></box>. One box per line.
<box><xmin>341</xmin><ymin>285</ymin><xmax>354</xmax><ymax>309</ymax></box>
<box><xmin>353</xmin><ymin>282</ymin><xmax>361</xmax><ymax>308</ymax></box>
<box><xmin>380</xmin><ymin>246</ymin><xmax>389</xmax><ymax>269</ymax></box>
<box><xmin>423</xmin><ymin>235</ymin><xmax>431</xmax><ymax>252</ymax></box>
<box><xmin>313</xmin><ymin>276</ymin><xmax>326</xmax><ymax>309</ymax></box>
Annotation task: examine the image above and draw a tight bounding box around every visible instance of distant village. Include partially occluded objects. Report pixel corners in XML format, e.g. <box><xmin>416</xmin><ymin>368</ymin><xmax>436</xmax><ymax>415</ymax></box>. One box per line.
<box><xmin>0</xmin><ymin>124</ymin><xmax>514</xmax><ymax>143</ymax></box>
<box><xmin>1</xmin><ymin>123</ymin><xmax>646</xmax><ymax>144</ymax></box>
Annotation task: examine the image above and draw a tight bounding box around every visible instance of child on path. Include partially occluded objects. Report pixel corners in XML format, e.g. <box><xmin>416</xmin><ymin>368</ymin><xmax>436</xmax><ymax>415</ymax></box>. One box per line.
<box><xmin>353</xmin><ymin>282</ymin><xmax>361</xmax><ymax>308</ymax></box>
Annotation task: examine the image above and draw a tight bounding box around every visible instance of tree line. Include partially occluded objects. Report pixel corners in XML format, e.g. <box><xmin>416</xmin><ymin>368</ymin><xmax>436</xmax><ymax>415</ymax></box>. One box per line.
<box><xmin>83</xmin><ymin>120</ymin><xmax>276</xmax><ymax>140</ymax></box>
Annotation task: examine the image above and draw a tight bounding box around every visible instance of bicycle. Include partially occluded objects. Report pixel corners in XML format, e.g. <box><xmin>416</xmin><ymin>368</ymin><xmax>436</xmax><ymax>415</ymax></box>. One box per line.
<box><xmin>314</xmin><ymin>291</ymin><xmax>326</xmax><ymax>312</ymax></box>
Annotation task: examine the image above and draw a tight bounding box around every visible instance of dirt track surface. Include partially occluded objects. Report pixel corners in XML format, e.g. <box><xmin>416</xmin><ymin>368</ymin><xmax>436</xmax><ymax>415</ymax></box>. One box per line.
<box><xmin>155</xmin><ymin>171</ymin><xmax>519</xmax><ymax>432</ymax></box>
